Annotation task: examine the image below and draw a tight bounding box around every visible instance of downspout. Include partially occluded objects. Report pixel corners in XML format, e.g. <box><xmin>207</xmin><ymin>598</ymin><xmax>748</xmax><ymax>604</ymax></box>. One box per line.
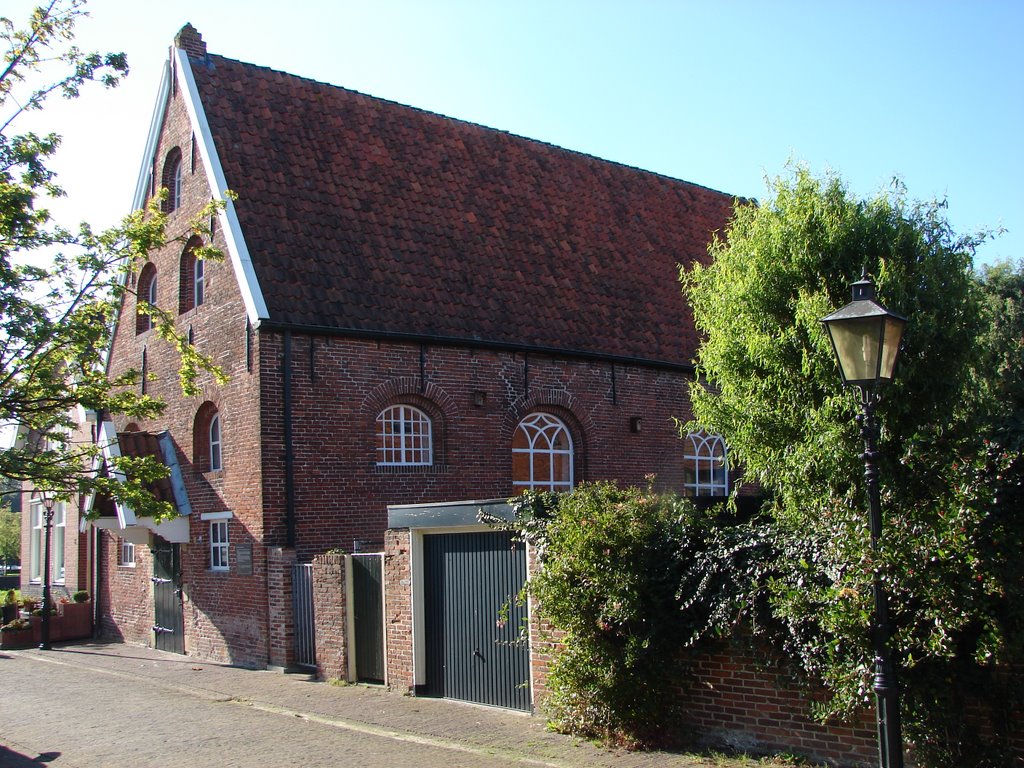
<box><xmin>283</xmin><ymin>331</ymin><xmax>296</xmax><ymax>548</ymax></box>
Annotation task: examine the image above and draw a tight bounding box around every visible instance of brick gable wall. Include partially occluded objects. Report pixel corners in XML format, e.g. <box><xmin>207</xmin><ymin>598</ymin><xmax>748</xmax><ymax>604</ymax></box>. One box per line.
<box><xmin>100</xmin><ymin>61</ymin><xmax>267</xmax><ymax>667</ymax></box>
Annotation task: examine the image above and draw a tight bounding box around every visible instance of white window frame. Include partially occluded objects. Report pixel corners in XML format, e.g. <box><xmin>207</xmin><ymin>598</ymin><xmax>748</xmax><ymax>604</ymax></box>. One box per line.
<box><xmin>683</xmin><ymin>432</ymin><xmax>729</xmax><ymax>497</ymax></box>
<box><xmin>120</xmin><ymin>539</ymin><xmax>136</xmax><ymax>567</ymax></box>
<box><xmin>194</xmin><ymin>256</ymin><xmax>205</xmax><ymax>307</ymax></box>
<box><xmin>53</xmin><ymin>501</ymin><xmax>66</xmax><ymax>584</ymax></box>
<box><xmin>209</xmin><ymin>413</ymin><xmax>222</xmax><ymax>471</ymax></box>
<box><xmin>29</xmin><ymin>499</ymin><xmax>43</xmax><ymax>583</ymax></box>
<box><xmin>376</xmin><ymin>405</ymin><xmax>433</xmax><ymax>466</ymax></box>
<box><xmin>209</xmin><ymin>519</ymin><xmax>229</xmax><ymax>571</ymax></box>
<box><xmin>512</xmin><ymin>412</ymin><xmax>574</xmax><ymax>492</ymax></box>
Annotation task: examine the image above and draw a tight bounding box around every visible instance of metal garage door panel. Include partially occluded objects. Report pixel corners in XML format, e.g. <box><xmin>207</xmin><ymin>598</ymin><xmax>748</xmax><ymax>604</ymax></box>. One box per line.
<box><xmin>423</xmin><ymin>531</ymin><xmax>530</xmax><ymax>711</ymax></box>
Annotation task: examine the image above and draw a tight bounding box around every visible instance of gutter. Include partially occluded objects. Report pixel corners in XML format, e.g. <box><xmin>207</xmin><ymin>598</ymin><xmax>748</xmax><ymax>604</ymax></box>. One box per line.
<box><xmin>256</xmin><ymin>320</ymin><xmax>697</xmax><ymax>376</ymax></box>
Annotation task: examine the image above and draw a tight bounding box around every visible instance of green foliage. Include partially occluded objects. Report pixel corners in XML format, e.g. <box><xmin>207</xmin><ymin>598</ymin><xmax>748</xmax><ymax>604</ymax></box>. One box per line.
<box><xmin>0</xmin><ymin>2</ymin><xmax>229</xmax><ymax>520</ymax></box>
<box><xmin>682</xmin><ymin>166</ymin><xmax>1023</xmax><ymax>765</ymax></box>
<box><xmin>500</xmin><ymin>483</ymin><xmax>769</xmax><ymax>748</ymax></box>
<box><xmin>0</xmin><ymin>503</ymin><xmax>18</xmax><ymax>566</ymax></box>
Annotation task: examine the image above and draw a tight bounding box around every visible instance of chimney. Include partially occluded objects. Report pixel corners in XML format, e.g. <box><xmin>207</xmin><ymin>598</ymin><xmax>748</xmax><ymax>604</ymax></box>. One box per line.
<box><xmin>174</xmin><ymin>24</ymin><xmax>207</xmax><ymax>59</ymax></box>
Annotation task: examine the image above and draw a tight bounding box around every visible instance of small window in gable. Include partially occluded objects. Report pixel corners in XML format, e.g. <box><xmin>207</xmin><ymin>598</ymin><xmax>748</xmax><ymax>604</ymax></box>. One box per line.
<box><xmin>178</xmin><ymin>237</ymin><xmax>205</xmax><ymax>314</ymax></box>
<box><xmin>136</xmin><ymin>263</ymin><xmax>157</xmax><ymax>334</ymax></box>
<box><xmin>162</xmin><ymin>147</ymin><xmax>183</xmax><ymax>212</ymax></box>
<box><xmin>193</xmin><ymin>402</ymin><xmax>222</xmax><ymax>473</ymax></box>
<box><xmin>376</xmin><ymin>405</ymin><xmax>432</xmax><ymax>466</ymax></box>
<box><xmin>683</xmin><ymin>432</ymin><xmax>729</xmax><ymax>497</ymax></box>
<box><xmin>512</xmin><ymin>412</ymin><xmax>574</xmax><ymax>492</ymax></box>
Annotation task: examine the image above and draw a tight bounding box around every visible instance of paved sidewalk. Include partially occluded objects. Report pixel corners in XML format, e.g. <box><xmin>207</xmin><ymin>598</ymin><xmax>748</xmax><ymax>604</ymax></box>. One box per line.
<box><xmin>2</xmin><ymin>641</ymin><xmax>717</xmax><ymax>768</ymax></box>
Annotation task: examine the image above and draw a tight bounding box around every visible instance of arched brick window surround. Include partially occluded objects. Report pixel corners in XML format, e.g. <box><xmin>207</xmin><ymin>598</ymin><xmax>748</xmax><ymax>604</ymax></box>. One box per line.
<box><xmin>136</xmin><ymin>263</ymin><xmax>157</xmax><ymax>334</ymax></box>
<box><xmin>505</xmin><ymin>389</ymin><xmax>589</xmax><ymax>493</ymax></box>
<box><xmin>178</xmin><ymin>236</ymin><xmax>205</xmax><ymax>314</ymax></box>
<box><xmin>161</xmin><ymin>147</ymin><xmax>183</xmax><ymax>213</ymax></box>
<box><xmin>362</xmin><ymin>378</ymin><xmax>454</xmax><ymax>470</ymax></box>
<box><xmin>193</xmin><ymin>401</ymin><xmax>222</xmax><ymax>472</ymax></box>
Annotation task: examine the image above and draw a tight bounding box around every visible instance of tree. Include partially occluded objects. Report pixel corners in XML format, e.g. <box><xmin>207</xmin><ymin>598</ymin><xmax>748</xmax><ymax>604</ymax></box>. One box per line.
<box><xmin>682</xmin><ymin>166</ymin><xmax>1022</xmax><ymax>766</ymax></box>
<box><xmin>0</xmin><ymin>504</ymin><xmax>19</xmax><ymax>572</ymax></box>
<box><xmin>0</xmin><ymin>1</ymin><xmax>226</xmax><ymax>517</ymax></box>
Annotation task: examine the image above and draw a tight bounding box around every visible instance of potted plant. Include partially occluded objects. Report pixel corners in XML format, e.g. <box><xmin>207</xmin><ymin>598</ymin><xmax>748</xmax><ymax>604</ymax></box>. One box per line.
<box><xmin>0</xmin><ymin>617</ymin><xmax>33</xmax><ymax>649</ymax></box>
<box><xmin>1</xmin><ymin>590</ymin><xmax>17</xmax><ymax>625</ymax></box>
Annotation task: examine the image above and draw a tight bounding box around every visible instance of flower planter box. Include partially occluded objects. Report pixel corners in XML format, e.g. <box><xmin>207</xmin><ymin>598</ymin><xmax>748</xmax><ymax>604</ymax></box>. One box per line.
<box><xmin>57</xmin><ymin>601</ymin><xmax>92</xmax><ymax>640</ymax></box>
<box><xmin>0</xmin><ymin>628</ymin><xmax>34</xmax><ymax>649</ymax></box>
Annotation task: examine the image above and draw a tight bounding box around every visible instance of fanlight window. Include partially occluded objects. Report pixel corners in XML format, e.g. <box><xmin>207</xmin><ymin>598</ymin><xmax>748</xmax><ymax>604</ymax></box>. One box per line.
<box><xmin>512</xmin><ymin>412</ymin><xmax>573</xmax><ymax>492</ymax></box>
<box><xmin>683</xmin><ymin>432</ymin><xmax>729</xmax><ymax>496</ymax></box>
<box><xmin>376</xmin><ymin>405</ymin><xmax>432</xmax><ymax>466</ymax></box>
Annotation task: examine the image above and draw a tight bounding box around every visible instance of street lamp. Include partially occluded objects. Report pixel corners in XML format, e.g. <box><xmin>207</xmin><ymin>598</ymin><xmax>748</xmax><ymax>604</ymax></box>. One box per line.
<box><xmin>821</xmin><ymin>273</ymin><xmax>907</xmax><ymax>768</ymax></box>
<box><xmin>38</xmin><ymin>492</ymin><xmax>57</xmax><ymax>651</ymax></box>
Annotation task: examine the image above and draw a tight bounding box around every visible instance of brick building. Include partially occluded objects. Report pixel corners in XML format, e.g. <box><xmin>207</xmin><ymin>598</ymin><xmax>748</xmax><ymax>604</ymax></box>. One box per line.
<box><xmin>82</xmin><ymin>26</ymin><xmax>879</xmax><ymax>766</ymax></box>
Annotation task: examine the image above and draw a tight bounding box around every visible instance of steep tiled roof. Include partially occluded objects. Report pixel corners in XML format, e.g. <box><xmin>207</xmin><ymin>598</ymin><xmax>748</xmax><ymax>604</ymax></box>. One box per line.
<box><xmin>187</xmin><ymin>48</ymin><xmax>737</xmax><ymax>367</ymax></box>
<box><xmin>116</xmin><ymin>431</ymin><xmax>177</xmax><ymax>506</ymax></box>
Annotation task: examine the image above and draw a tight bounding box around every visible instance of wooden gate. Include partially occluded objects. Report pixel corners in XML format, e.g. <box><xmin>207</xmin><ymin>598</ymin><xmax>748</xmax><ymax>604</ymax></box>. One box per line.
<box><xmin>151</xmin><ymin>539</ymin><xmax>183</xmax><ymax>654</ymax></box>
<box><xmin>351</xmin><ymin>553</ymin><xmax>385</xmax><ymax>682</ymax></box>
<box><xmin>422</xmin><ymin>531</ymin><xmax>530</xmax><ymax>711</ymax></box>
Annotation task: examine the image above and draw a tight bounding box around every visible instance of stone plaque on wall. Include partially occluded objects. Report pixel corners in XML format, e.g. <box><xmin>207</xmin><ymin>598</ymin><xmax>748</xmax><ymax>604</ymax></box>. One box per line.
<box><xmin>235</xmin><ymin>543</ymin><xmax>253</xmax><ymax>576</ymax></box>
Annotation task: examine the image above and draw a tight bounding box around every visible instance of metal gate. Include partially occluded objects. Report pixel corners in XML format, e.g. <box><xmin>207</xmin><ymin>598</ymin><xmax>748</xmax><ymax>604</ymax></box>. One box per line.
<box><xmin>423</xmin><ymin>531</ymin><xmax>530</xmax><ymax>711</ymax></box>
<box><xmin>351</xmin><ymin>554</ymin><xmax>385</xmax><ymax>682</ymax></box>
<box><xmin>292</xmin><ymin>563</ymin><xmax>316</xmax><ymax>668</ymax></box>
<box><xmin>151</xmin><ymin>539</ymin><xmax>183</xmax><ymax>654</ymax></box>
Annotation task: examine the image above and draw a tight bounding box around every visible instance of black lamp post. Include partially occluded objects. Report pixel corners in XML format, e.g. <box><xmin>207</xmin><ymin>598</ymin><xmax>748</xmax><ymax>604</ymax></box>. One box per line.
<box><xmin>821</xmin><ymin>273</ymin><xmax>907</xmax><ymax>768</ymax></box>
<box><xmin>38</xmin><ymin>493</ymin><xmax>57</xmax><ymax>651</ymax></box>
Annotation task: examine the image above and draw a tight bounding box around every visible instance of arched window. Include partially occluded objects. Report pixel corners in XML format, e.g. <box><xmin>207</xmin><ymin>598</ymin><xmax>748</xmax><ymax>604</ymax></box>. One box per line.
<box><xmin>683</xmin><ymin>432</ymin><xmax>729</xmax><ymax>496</ymax></box>
<box><xmin>512</xmin><ymin>412</ymin><xmax>573</xmax><ymax>492</ymax></box>
<box><xmin>162</xmin><ymin>147</ymin><xmax>183</xmax><ymax>212</ymax></box>
<box><xmin>136</xmin><ymin>263</ymin><xmax>157</xmax><ymax>334</ymax></box>
<box><xmin>376</xmin><ymin>405</ymin><xmax>432</xmax><ymax>466</ymax></box>
<box><xmin>209</xmin><ymin>413</ymin><xmax>222</xmax><ymax>471</ymax></box>
<box><xmin>193</xmin><ymin>403</ymin><xmax>222</xmax><ymax>472</ymax></box>
<box><xmin>178</xmin><ymin>237</ymin><xmax>205</xmax><ymax>314</ymax></box>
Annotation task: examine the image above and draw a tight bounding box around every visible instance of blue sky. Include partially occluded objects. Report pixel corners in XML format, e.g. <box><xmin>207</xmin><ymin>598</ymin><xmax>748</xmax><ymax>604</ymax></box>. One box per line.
<box><xmin>9</xmin><ymin>0</ymin><xmax>1022</xmax><ymax>268</ymax></box>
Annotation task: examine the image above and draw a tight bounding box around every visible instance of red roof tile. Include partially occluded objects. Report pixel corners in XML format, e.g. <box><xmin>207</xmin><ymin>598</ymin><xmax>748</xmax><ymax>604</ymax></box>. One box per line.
<box><xmin>188</xmin><ymin>51</ymin><xmax>738</xmax><ymax>367</ymax></box>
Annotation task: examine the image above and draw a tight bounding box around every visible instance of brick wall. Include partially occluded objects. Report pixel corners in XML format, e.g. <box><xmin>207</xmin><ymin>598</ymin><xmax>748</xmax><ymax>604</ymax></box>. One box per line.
<box><xmin>258</xmin><ymin>336</ymin><xmax>707</xmax><ymax>562</ymax></box>
<box><xmin>311</xmin><ymin>552</ymin><xmax>347</xmax><ymax>681</ymax></box>
<box><xmin>678</xmin><ymin>642</ymin><xmax>877</xmax><ymax>767</ymax></box>
<box><xmin>384</xmin><ymin>528</ymin><xmax>414</xmax><ymax>693</ymax></box>
<box><xmin>100</xmin><ymin>52</ymin><xmax>268</xmax><ymax>667</ymax></box>
<box><xmin>266</xmin><ymin>547</ymin><xmax>296</xmax><ymax>667</ymax></box>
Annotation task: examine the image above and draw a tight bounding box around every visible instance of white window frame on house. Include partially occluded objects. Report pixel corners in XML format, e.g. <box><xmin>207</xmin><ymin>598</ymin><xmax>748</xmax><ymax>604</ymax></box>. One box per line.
<box><xmin>512</xmin><ymin>412</ymin><xmax>574</xmax><ymax>492</ymax></box>
<box><xmin>209</xmin><ymin>413</ymin><xmax>222</xmax><ymax>471</ymax></box>
<box><xmin>119</xmin><ymin>538</ymin><xmax>136</xmax><ymax>567</ymax></box>
<box><xmin>53</xmin><ymin>501</ymin><xmax>66</xmax><ymax>584</ymax></box>
<box><xmin>683</xmin><ymin>432</ymin><xmax>729</xmax><ymax>497</ymax></box>
<box><xmin>29</xmin><ymin>498</ymin><xmax>42</xmax><ymax>583</ymax></box>
<box><xmin>376</xmin><ymin>405</ymin><xmax>432</xmax><ymax>466</ymax></box>
<box><xmin>209</xmin><ymin>518</ymin><xmax>229</xmax><ymax>571</ymax></box>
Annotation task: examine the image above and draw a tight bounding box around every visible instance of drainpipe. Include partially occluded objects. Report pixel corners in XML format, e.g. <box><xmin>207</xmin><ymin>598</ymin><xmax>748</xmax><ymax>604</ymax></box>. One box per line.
<box><xmin>283</xmin><ymin>331</ymin><xmax>296</xmax><ymax>548</ymax></box>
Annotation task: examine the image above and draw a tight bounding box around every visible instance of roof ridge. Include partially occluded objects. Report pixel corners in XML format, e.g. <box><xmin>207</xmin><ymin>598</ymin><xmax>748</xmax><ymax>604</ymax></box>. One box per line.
<box><xmin>199</xmin><ymin>51</ymin><xmax>739</xmax><ymax>201</ymax></box>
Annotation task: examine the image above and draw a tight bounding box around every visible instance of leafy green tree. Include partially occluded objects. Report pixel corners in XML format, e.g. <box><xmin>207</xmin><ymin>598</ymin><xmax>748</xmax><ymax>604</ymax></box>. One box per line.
<box><xmin>0</xmin><ymin>504</ymin><xmax>19</xmax><ymax>572</ymax></box>
<box><xmin>682</xmin><ymin>166</ymin><xmax>1022</xmax><ymax>766</ymax></box>
<box><xmin>1</xmin><ymin>1</ymin><xmax>225</xmax><ymax>518</ymax></box>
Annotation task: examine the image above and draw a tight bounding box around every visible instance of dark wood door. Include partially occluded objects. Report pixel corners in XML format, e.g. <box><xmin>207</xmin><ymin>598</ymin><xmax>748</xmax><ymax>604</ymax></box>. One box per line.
<box><xmin>152</xmin><ymin>539</ymin><xmax>184</xmax><ymax>654</ymax></box>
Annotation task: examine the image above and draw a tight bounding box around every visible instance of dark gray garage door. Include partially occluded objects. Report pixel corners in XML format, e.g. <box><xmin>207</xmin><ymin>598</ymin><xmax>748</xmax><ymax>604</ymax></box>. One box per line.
<box><xmin>422</xmin><ymin>531</ymin><xmax>530</xmax><ymax>711</ymax></box>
